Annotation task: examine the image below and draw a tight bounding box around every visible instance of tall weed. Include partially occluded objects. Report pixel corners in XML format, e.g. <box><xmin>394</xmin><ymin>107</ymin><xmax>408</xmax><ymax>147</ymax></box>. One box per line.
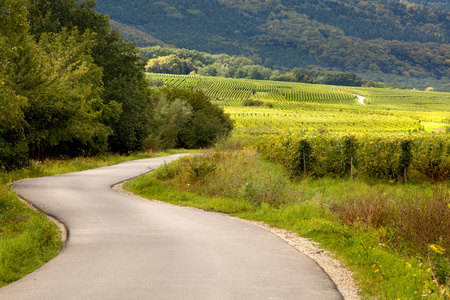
<box><xmin>331</xmin><ymin>188</ymin><xmax>393</xmax><ymax>228</ymax></box>
<box><xmin>392</xmin><ymin>187</ymin><xmax>450</xmax><ymax>257</ymax></box>
<box><xmin>153</xmin><ymin>149</ymin><xmax>295</xmax><ymax>206</ymax></box>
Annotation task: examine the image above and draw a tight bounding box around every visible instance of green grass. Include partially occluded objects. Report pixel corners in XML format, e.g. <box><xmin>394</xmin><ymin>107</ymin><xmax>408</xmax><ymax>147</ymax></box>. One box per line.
<box><xmin>125</xmin><ymin>148</ymin><xmax>450</xmax><ymax>299</ymax></box>
<box><xmin>0</xmin><ymin>185</ymin><xmax>62</xmax><ymax>286</ymax></box>
<box><xmin>0</xmin><ymin>149</ymin><xmax>188</xmax><ymax>287</ymax></box>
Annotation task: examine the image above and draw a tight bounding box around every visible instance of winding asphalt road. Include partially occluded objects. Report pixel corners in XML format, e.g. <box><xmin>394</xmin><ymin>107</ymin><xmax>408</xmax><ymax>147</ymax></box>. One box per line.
<box><xmin>1</xmin><ymin>154</ymin><xmax>343</xmax><ymax>299</ymax></box>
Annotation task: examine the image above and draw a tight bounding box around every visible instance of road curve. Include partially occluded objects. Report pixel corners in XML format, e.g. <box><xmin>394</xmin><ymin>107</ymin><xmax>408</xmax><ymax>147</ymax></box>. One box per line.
<box><xmin>1</xmin><ymin>154</ymin><xmax>343</xmax><ymax>300</ymax></box>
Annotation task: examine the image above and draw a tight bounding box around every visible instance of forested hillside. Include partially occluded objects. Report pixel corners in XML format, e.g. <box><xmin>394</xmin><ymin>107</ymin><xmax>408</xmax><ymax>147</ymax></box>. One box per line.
<box><xmin>109</xmin><ymin>20</ymin><xmax>175</xmax><ymax>48</ymax></box>
<box><xmin>403</xmin><ymin>0</ymin><xmax>449</xmax><ymax>10</ymax></box>
<box><xmin>94</xmin><ymin>0</ymin><xmax>450</xmax><ymax>89</ymax></box>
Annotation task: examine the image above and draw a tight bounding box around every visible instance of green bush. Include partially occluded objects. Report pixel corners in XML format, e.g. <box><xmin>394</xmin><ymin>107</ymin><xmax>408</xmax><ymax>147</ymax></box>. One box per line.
<box><xmin>0</xmin><ymin>136</ymin><xmax>29</xmax><ymax>172</ymax></box>
<box><xmin>154</xmin><ymin>87</ymin><xmax>234</xmax><ymax>149</ymax></box>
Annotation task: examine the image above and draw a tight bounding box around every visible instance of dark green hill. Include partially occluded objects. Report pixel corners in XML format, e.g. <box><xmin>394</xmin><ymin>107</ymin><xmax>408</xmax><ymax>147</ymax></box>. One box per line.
<box><xmin>403</xmin><ymin>0</ymin><xmax>449</xmax><ymax>10</ymax></box>
<box><xmin>94</xmin><ymin>0</ymin><xmax>450</xmax><ymax>86</ymax></box>
<box><xmin>109</xmin><ymin>19</ymin><xmax>175</xmax><ymax>48</ymax></box>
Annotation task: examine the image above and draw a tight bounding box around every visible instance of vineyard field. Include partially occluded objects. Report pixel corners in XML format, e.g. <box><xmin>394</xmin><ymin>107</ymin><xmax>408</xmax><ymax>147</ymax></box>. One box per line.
<box><xmin>146</xmin><ymin>73</ymin><xmax>450</xmax><ymax>139</ymax></box>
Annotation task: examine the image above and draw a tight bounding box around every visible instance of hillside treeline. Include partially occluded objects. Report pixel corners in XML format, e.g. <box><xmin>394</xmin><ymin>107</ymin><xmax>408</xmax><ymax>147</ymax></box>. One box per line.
<box><xmin>140</xmin><ymin>46</ymin><xmax>365</xmax><ymax>87</ymax></box>
<box><xmin>402</xmin><ymin>0</ymin><xmax>449</xmax><ymax>10</ymax></box>
<box><xmin>94</xmin><ymin>0</ymin><xmax>450</xmax><ymax>85</ymax></box>
<box><xmin>0</xmin><ymin>0</ymin><xmax>232</xmax><ymax>171</ymax></box>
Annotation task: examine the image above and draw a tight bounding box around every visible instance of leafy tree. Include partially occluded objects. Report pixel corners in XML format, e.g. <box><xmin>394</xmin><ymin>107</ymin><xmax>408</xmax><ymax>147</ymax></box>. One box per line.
<box><xmin>0</xmin><ymin>0</ymin><xmax>123</xmax><ymax>165</ymax></box>
<box><xmin>156</xmin><ymin>87</ymin><xmax>234</xmax><ymax>149</ymax></box>
<box><xmin>269</xmin><ymin>70</ymin><xmax>296</xmax><ymax>82</ymax></box>
<box><xmin>241</xmin><ymin>65</ymin><xmax>272</xmax><ymax>80</ymax></box>
<box><xmin>0</xmin><ymin>57</ymin><xmax>29</xmax><ymax>170</ymax></box>
<box><xmin>198</xmin><ymin>64</ymin><xmax>219</xmax><ymax>76</ymax></box>
<box><xmin>7</xmin><ymin>28</ymin><xmax>115</xmax><ymax>160</ymax></box>
<box><xmin>149</xmin><ymin>97</ymin><xmax>193</xmax><ymax>150</ymax></box>
<box><xmin>28</xmin><ymin>0</ymin><xmax>154</xmax><ymax>154</ymax></box>
<box><xmin>27</xmin><ymin>0</ymin><xmax>102</xmax><ymax>40</ymax></box>
<box><xmin>145</xmin><ymin>55</ymin><xmax>195</xmax><ymax>74</ymax></box>
<box><xmin>293</xmin><ymin>68</ymin><xmax>320</xmax><ymax>84</ymax></box>
<box><xmin>29</xmin><ymin>29</ymin><xmax>119</xmax><ymax>159</ymax></box>
<box><xmin>93</xmin><ymin>29</ymin><xmax>153</xmax><ymax>153</ymax></box>
<box><xmin>323</xmin><ymin>72</ymin><xmax>364</xmax><ymax>87</ymax></box>
<box><xmin>140</xmin><ymin>46</ymin><xmax>214</xmax><ymax>69</ymax></box>
<box><xmin>0</xmin><ymin>0</ymin><xmax>34</xmax><ymax>169</ymax></box>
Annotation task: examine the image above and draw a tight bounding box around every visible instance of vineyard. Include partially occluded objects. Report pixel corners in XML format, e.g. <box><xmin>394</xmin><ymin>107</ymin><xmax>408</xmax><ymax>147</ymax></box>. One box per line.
<box><xmin>146</xmin><ymin>73</ymin><xmax>450</xmax><ymax>138</ymax></box>
<box><xmin>259</xmin><ymin>133</ymin><xmax>450</xmax><ymax>182</ymax></box>
<box><xmin>148</xmin><ymin>73</ymin><xmax>356</xmax><ymax>107</ymax></box>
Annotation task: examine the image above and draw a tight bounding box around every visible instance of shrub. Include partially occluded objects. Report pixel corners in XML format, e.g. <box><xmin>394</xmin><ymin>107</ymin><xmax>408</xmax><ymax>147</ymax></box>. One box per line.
<box><xmin>243</xmin><ymin>99</ymin><xmax>264</xmax><ymax>107</ymax></box>
<box><xmin>155</xmin><ymin>87</ymin><xmax>234</xmax><ymax>149</ymax></box>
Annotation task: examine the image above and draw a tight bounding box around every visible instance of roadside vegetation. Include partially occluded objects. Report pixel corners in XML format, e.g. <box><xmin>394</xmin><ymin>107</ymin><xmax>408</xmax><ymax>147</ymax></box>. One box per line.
<box><xmin>125</xmin><ymin>147</ymin><xmax>450</xmax><ymax>299</ymax></box>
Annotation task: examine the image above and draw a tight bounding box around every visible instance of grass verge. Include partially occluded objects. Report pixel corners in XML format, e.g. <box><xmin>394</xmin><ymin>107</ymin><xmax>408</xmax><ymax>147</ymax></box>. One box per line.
<box><xmin>124</xmin><ymin>148</ymin><xmax>450</xmax><ymax>299</ymax></box>
<box><xmin>0</xmin><ymin>150</ymin><xmax>187</xmax><ymax>287</ymax></box>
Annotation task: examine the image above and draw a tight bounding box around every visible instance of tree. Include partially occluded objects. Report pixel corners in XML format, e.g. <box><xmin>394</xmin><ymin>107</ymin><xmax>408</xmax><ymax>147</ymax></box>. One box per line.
<box><xmin>149</xmin><ymin>97</ymin><xmax>193</xmax><ymax>150</ymax></box>
<box><xmin>6</xmin><ymin>27</ymin><xmax>117</xmax><ymax>161</ymax></box>
<box><xmin>145</xmin><ymin>55</ymin><xmax>194</xmax><ymax>74</ymax></box>
<box><xmin>323</xmin><ymin>72</ymin><xmax>364</xmax><ymax>87</ymax></box>
<box><xmin>0</xmin><ymin>52</ymin><xmax>29</xmax><ymax>170</ymax></box>
<box><xmin>28</xmin><ymin>29</ymin><xmax>119</xmax><ymax>159</ymax></box>
<box><xmin>1</xmin><ymin>0</ymin><xmax>122</xmax><ymax>162</ymax></box>
<box><xmin>157</xmin><ymin>87</ymin><xmax>234</xmax><ymax>149</ymax></box>
<box><xmin>93</xmin><ymin>28</ymin><xmax>153</xmax><ymax>153</ymax></box>
<box><xmin>27</xmin><ymin>0</ymin><xmax>102</xmax><ymax>40</ymax></box>
<box><xmin>0</xmin><ymin>0</ymin><xmax>34</xmax><ymax>169</ymax></box>
<box><xmin>28</xmin><ymin>0</ymin><xmax>154</xmax><ymax>154</ymax></box>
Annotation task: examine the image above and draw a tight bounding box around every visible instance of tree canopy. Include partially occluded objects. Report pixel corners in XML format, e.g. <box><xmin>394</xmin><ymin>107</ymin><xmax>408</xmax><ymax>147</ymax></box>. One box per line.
<box><xmin>141</xmin><ymin>46</ymin><xmax>366</xmax><ymax>87</ymax></box>
<box><xmin>27</xmin><ymin>0</ymin><xmax>154</xmax><ymax>154</ymax></box>
<box><xmin>151</xmin><ymin>87</ymin><xmax>234</xmax><ymax>149</ymax></box>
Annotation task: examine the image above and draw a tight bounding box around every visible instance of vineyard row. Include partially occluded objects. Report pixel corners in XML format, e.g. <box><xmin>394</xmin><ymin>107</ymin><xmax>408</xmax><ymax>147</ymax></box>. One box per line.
<box><xmin>259</xmin><ymin>133</ymin><xmax>450</xmax><ymax>182</ymax></box>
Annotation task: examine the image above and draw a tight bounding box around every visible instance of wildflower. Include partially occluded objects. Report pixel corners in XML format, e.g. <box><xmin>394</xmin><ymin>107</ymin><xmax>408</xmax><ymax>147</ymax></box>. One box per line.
<box><xmin>428</xmin><ymin>244</ymin><xmax>445</xmax><ymax>255</ymax></box>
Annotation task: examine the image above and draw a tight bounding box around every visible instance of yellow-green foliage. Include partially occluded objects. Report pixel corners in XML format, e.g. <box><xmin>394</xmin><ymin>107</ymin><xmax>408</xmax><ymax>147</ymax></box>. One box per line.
<box><xmin>148</xmin><ymin>73</ymin><xmax>356</xmax><ymax>108</ymax></box>
<box><xmin>146</xmin><ymin>74</ymin><xmax>450</xmax><ymax>139</ymax></box>
<box><xmin>259</xmin><ymin>133</ymin><xmax>450</xmax><ymax>181</ymax></box>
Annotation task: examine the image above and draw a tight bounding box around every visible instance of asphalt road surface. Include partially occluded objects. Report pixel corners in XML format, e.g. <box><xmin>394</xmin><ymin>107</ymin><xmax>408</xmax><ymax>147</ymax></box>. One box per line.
<box><xmin>1</xmin><ymin>154</ymin><xmax>343</xmax><ymax>299</ymax></box>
